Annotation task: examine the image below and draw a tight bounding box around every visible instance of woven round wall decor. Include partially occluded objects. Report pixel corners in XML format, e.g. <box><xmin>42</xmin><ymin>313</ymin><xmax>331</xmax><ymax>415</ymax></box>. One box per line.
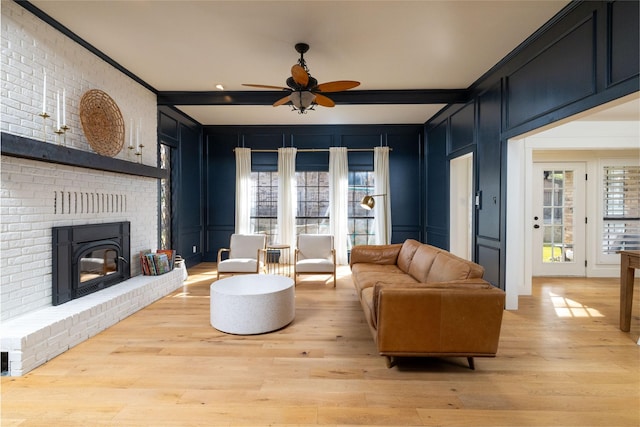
<box><xmin>79</xmin><ymin>89</ymin><xmax>125</xmax><ymax>157</ymax></box>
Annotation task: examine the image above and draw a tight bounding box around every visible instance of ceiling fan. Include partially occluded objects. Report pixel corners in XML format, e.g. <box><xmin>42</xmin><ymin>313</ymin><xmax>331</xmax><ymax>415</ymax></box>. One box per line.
<box><xmin>242</xmin><ymin>43</ymin><xmax>360</xmax><ymax>113</ymax></box>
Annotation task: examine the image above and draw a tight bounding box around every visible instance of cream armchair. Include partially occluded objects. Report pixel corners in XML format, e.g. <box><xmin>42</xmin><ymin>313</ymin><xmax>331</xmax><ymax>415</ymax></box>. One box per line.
<box><xmin>294</xmin><ymin>234</ymin><xmax>336</xmax><ymax>287</ymax></box>
<box><xmin>217</xmin><ymin>234</ymin><xmax>267</xmax><ymax>280</ymax></box>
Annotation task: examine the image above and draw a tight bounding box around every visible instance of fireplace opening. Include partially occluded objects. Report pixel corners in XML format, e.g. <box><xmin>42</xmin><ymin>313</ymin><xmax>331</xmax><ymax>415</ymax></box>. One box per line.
<box><xmin>52</xmin><ymin>222</ymin><xmax>130</xmax><ymax>305</ymax></box>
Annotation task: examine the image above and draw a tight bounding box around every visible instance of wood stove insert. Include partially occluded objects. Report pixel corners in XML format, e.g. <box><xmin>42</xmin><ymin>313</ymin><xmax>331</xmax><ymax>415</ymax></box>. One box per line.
<box><xmin>52</xmin><ymin>221</ymin><xmax>130</xmax><ymax>305</ymax></box>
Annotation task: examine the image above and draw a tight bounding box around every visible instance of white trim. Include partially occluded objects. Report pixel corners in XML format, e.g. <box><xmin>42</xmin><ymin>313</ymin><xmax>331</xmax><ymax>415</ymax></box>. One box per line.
<box><xmin>506</xmin><ymin>139</ymin><xmax>526</xmax><ymax>310</ymax></box>
<box><xmin>506</xmin><ymin>120</ymin><xmax>639</xmax><ymax>309</ymax></box>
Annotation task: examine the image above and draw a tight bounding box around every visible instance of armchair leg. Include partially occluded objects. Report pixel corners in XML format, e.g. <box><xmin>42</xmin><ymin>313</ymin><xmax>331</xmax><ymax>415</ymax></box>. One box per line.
<box><xmin>467</xmin><ymin>357</ymin><xmax>475</xmax><ymax>370</ymax></box>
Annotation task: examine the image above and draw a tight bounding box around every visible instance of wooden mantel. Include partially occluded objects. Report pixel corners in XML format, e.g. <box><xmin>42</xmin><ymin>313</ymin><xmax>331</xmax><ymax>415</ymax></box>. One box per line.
<box><xmin>1</xmin><ymin>132</ymin><xmax>167</xmax><ymax>180</ymax></box>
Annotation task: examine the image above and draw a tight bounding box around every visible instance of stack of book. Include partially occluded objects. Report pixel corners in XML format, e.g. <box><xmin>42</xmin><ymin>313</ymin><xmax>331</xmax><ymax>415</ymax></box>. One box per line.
<box><xmin>140</xmin><ymin>249</ymin><xmax>176</xmax><ymax>276</ymax></box>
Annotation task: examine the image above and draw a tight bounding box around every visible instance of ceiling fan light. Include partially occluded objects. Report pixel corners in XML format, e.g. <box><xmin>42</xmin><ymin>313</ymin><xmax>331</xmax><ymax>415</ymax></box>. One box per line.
<box><xmin>290</xmin><ymin>91</ymin><xmax>316</xmax><ymax>112</ymax></box>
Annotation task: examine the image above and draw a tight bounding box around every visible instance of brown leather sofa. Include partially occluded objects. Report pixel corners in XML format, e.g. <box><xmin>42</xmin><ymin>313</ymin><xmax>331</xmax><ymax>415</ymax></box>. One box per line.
<box><xmin>350</xmin><ymin>239</ymin><xmax>505</xmax><ymax>369</ymax></box>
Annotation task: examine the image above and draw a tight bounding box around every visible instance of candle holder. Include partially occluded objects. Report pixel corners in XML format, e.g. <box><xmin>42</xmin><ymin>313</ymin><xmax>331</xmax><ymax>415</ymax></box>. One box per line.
<box><xmin>128</xmin><ymin>145</ymin><xmax>135</xmax><ymax>159</ymax></box>
<box><xmin>54</xmin><ymin>126</ymin><xmax>65</xmax><ymax>146</ymax></box>
<box><xmin>54</xmin><ymin>125</ymin><xmax>70</xmax><ymax>146</ymax></box>
<box><xmin>38</xmin><ymin>112</ymin><xmax>50</xmax><ymax>143</ymax></box>
<box><xmin>61</xmin><ymin>125</ymin><xmax>70</xmax><ymax>146</ymax></box>
<box><xmin>136</xmin><ymin>143</ymin><xmax>144</xmax><ymax>163</ymax></box>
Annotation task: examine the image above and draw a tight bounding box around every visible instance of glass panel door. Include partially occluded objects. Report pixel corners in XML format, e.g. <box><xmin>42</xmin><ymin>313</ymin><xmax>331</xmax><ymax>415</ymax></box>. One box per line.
<box><xmin>533</xmin><ymin>163</ymin><xmax>586</xmax><ymax>276</ymax></box>
<box><xmin>159</xmin><ymin>143</ymin><xmax>172</xmax><ymax>250</ymax></box>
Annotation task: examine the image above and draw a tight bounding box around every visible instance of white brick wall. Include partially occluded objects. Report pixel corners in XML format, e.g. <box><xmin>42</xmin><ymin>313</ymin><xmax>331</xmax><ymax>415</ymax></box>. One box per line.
<box><xmin>1</xmin><ymin>269</ymin><xmax>184</xmax><ymax>376</ymax></box>
<box><xmin>1</xmin><ymin>1</ymin><xmax>163</xmax><ymax>322</ymax></box>
<box><xmin>1</xmin><ymin>1</ymin><xmax>156</xmax><ymax>163</ymax></box>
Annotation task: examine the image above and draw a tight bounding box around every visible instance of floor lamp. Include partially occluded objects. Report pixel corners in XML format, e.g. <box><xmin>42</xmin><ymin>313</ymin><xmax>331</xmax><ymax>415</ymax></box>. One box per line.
<box><xmin>360</xmin><ymin>194</ymin><xmax>388</xmax><ymax>245</ymax></box>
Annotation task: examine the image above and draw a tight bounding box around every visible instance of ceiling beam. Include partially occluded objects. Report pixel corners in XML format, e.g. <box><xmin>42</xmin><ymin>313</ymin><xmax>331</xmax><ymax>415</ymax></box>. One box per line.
<box><xmin>157</xmin><ymin>89</ymin><xmax>470</xmax><ymax>106</ymax></box>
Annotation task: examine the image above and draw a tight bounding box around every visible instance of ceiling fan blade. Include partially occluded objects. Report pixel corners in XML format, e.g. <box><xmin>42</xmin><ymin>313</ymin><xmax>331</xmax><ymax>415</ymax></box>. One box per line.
<box><xmin>291</xmin><ymin>64</ymin><xmax>309</xmax><ymax>87</ymax></box>
<box><xmin>315</xmin><ymin>80</ymin><xmax>361</xmax><ymax>92</ymax></box>
<box><xmin>314</xmin><ymin>93</ymin><xmax>335</xmax><ymax>108</ymax></box>
<box><xmin>242</xmin><ymin>83</ymin><xmax>289</xmax><ymax>90</ymax></box>
<box><xmin>273</xmin><ymin>95</ymin><xmax>291</xmax><ymax>107</ymax></box>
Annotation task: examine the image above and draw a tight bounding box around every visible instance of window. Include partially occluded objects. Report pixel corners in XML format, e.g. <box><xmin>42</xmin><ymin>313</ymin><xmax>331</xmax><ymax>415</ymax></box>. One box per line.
<box><xmin>296</xmin><ymin>171</ymin><xmax>329</xmax><ymax>234</ymax></box>
<box><xmin>602</xmin><ymin>165</ymin><xmax>640</xmax><ymax>254</ymax></box>
<box><xmin>250</xmin><ymin>171</ymin><xmax>278</xmax><ymax>244</ymax></box>
<box><xmin>250</xmin><ymin>169</ymin><xmax>376</xmax><ymax>249</ymax></box>
<box><xmin>348</xmin><ymin>171</ymin><xmax>375</xmax><ymax>246</ymax></box>
<box><xmin>159</xmin><ymin>143</ymin><xmax>172</xmax><ymax>250</ymax></box>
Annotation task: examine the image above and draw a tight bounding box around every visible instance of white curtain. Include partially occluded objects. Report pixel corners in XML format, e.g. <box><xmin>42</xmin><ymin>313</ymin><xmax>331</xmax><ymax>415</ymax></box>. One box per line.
<box><xmin>374</xmin><ymin>146</ymin><xmax>391</xmax><ymax>245</ymax></box>
<box><xmin>329</xmin><ymin>147</ymin><xmax>349</xmax><ymax>265</ymax></box>
<box><xmin>235</xmin><ymin>147</ymin><xmax>252</xmax><ymax>234</ymax></box>
<box><xmin>277</xmin><ymin>147</ymin><xmax>297</xmax><ymax>250</ymax></box>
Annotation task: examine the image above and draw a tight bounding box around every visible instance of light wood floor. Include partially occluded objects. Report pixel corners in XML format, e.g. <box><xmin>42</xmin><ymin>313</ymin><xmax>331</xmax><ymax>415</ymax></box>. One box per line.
<box><xmin>2</xmin><ymin>263</ymin><xmax>639</xmax><ymax>426</ymax></box>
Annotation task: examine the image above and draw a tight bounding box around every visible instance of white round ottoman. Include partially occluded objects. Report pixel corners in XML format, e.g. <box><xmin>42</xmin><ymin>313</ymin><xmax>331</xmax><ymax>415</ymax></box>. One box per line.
<box><xmin>210</xmin><ymin>274</ymin><xmax>295</xmax><ymax>335</ymax></box>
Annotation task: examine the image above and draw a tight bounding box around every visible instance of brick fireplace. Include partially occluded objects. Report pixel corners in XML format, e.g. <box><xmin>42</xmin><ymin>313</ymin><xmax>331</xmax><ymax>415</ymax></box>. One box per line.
<box><xmin>0</xmin><ymin>1</ymin><xmax>185</xmax><ymax>376</ymax></box>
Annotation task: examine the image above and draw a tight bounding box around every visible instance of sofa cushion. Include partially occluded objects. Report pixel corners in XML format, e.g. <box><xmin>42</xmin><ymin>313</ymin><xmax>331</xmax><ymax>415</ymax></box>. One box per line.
<box><xmin>297</xmin><ymin>234</ymin><xmax>334</xmax><ymax>260</ymax></box>
<box><xmin>296</xmin><ymin>258</ymin><xmax>334</xmax><ymax>273</ymax></box>
<box><xmin>217</xmin><ymin>258</ymin><xmax>259</xmax><ymax>273</ymax></box>
<box><xmin>397</xmin><ymin>239</ymin><xmax>421</xmax><ymax>273</ymax></box>
<box><xmin>350</xmin><ymin>244</ymin><xmax>402</xmax><ymax>266</ymax></box>
<box><xmin>407</xmin><ymin>244</ymin><xmax>441</xmax><ymax>282</ymax></box>
<box><xmin>351</xmin><ymin>263</ymin><xmax>416</xmax><ymax>296</ymax></box>
<box><xmin>426</xmin><ymin>252</ymin><xmax>484</xmax><ymax>282</ymax></box>
<box><xmin>229</xmin><ymin>234</ymin><xmax>266</xmax><ymax>259</ymax></box>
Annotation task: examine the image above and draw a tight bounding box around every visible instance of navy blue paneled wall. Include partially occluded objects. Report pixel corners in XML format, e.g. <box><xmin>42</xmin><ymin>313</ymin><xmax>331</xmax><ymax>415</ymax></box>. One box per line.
<box><xmin>425</xmin><ymin>0</ymin><xmax>639</xmax><ymax>290</ymax></box>
<box><xmin>203</xmin><ymin>125</ymin><xmax>423</xmax><ymax>261</ymax></box>
<box><xmin>158</xmin><ymin>107</ymin><xmax>204</xmax><ymax>267</ymax></box>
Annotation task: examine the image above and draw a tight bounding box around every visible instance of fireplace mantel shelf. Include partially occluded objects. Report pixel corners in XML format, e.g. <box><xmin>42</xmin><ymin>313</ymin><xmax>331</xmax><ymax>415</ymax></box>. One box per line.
<box><xmin>1</xmin><ymin>132</ymin><xmax>167</xmax><ymax>179</ymax></box>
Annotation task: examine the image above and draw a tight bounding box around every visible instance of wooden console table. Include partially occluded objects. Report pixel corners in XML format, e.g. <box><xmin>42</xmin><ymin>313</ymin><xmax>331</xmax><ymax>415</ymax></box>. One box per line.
<box><xmin>619</xmin><ymin>250</ymin><xmax>640</xmax><ymax>332</ymax></box>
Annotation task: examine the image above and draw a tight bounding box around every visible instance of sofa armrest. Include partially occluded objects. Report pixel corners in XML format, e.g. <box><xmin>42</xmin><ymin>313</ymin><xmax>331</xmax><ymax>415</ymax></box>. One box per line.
<box><xmin>374</xmin><ymin>282</ymin><xmax>505</xmax><ymax>356</ymax></box>
<box><xmin>350</xmin><ymin>244</ymin><xmax>403</xmax><ymax>267</ymax></box>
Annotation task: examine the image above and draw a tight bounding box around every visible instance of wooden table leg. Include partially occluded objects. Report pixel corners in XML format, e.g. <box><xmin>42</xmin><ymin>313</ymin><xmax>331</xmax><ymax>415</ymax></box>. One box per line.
<box><xmin>620</xmin><ymin>253</ymin><xmax>635</xmax><ymax>332</ymax></box>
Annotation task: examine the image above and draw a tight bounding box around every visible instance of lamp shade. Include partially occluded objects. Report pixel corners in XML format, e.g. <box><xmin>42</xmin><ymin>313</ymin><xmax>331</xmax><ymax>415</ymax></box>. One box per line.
<box><xmin>290</xmin><ymin>91</ymin><xmax>316</xmax><ymax>110</ymax></box>
<box><xmin>360</xmin><ymin>195</ymin><xmax>375</xmax><ymax>210</ymax></box>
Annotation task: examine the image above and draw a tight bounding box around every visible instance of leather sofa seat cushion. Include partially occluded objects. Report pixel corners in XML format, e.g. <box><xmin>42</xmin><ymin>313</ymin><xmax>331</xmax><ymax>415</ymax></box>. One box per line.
<box><xmin>351</xmin><ymin>263</ymin><xmax>416</xmax><ymax>296</ymax></box>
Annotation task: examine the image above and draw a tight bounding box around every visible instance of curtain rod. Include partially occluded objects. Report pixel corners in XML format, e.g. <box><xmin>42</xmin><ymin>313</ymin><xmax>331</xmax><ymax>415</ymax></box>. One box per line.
<box><xmin>233</xmin><ymin>147</ymin><xmax>392</xmax><ymax>153</ymax></box>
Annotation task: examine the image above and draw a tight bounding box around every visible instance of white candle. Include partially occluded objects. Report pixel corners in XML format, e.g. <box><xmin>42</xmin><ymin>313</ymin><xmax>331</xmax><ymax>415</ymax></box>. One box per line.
<box><xmin>62</xmin><ymin>88</ymin><xmax>66</xmax><ymax>126</ymax></box>
<box><xmin>42</xmin><ymin>69</ymin><xmax>47</xmax><ymax>113</ymax></box>
<box><xmin>136</xmin><ymin>122</ymin><xmax>140</xmax><ymax>151</ymax></box>
<box><xmin>56</xmin><ymin>90</ymin><xmax>60</xmax><ymax>129</ymax></box>
<box><xmin>129</xmin><ymin>119</ymin><xmax>134</xmax><ymax>148</ymax></box>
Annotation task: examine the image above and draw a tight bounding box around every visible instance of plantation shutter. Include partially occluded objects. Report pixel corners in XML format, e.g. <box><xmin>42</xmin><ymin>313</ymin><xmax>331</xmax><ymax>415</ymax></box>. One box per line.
<box><xmin>602</xmin><ymin>165</ymin><xmax>640</xmax><ymax>254</ymax></box>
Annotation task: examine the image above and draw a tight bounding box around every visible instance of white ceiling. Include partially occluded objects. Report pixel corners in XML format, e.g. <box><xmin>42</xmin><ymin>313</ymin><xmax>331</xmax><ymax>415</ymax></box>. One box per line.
<box><xmin>30</xmin><ymin>0</ymin><xmax>586</xmax><ymax>125</ymax></box>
